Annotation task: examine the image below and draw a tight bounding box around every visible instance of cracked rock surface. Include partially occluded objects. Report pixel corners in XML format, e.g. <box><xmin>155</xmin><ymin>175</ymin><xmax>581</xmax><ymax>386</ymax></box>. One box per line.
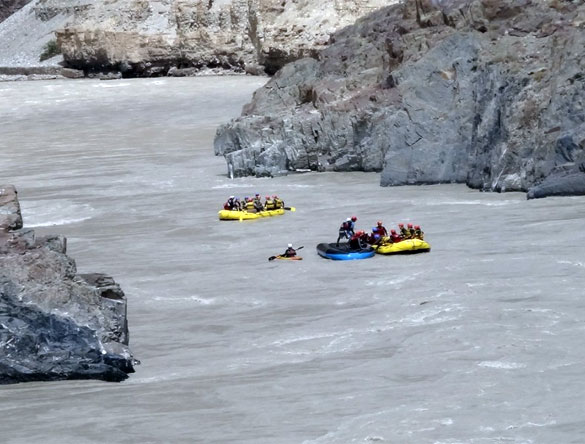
<box><xmin>0</xmin><ymin>185</ymin><xmax>135</xmax><ymax>384</ymax></box>
<box><xmin>215</xmin><ymin>0</ymin><xmax>585</xmax><ymax>199</ymax></box>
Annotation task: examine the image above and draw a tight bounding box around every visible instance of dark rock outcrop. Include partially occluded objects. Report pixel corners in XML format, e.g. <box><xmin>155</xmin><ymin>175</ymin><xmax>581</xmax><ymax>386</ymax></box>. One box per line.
<box><xmin>0</xmin><ymin>185</ymin><xmax>136</xmax><ymax>384</ymax></box>
<box><xmin>215</xmin><ymin>0</ymin><xmax>585</xmax><ymax>198</ymax></box>
<box><xmin>0</xmin><ymin>0</ymin><xmax>32</xmax><ymax>23</ymax></box>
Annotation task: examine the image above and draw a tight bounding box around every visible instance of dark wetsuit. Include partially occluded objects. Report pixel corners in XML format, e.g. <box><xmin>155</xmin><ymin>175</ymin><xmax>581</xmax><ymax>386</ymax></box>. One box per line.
<box><xmin>337</xmin><ymin>221</ymin><xmax>355</xmax><ymax>246</ymax></box>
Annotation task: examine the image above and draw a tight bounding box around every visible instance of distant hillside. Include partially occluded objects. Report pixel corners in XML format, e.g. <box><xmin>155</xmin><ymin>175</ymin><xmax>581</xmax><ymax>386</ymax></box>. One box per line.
<box><xmin>0</xmin><ymin>0</ymin><xmax>395</xmax><ymax>76</ymax></box>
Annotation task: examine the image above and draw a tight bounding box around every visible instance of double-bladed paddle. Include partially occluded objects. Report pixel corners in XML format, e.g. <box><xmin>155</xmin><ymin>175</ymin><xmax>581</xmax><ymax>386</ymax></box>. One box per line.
<box><xmin>268</xmin><ymin>246</ymin><xmax>304</xmax><ymax>261</ymax></box>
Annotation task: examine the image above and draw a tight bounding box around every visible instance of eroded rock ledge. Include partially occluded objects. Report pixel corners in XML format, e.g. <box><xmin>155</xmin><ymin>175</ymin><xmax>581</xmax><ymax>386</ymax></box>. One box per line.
<box><xmin>53</xmin><ymin>0</ymin><xmax>392</xmax><ymax>77</ymax></box>
<box><xmin>215</xmin><ymin>0</ymin><xmax>585</xmax><ymax>199</ymax></box>
<box><xmin>0</xmin><ymin>185</ymin><xmax>136</xmax><ymax>384</ymax></box>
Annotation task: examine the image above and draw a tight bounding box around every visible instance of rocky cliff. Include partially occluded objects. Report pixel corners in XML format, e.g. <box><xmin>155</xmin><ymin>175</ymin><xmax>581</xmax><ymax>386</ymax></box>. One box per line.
<box><xmin>0</xmin><ymin>0</ymin><xmax>393</xmax><ymax>76</ymax></box>
<box><xmin>56</xmin><ymin>0</ymin><xmax>393</xmax><ymax>76</ymax></box>
<box><xmin>0</xmin><ymin>0</ymin><xmax>32</xmax><ymax>23</ymax></box>
<box><xmin>0</xmin><ymin>185</ymin><xmax>136</xmax><ymax>384</ymax></box>
<box><xmin>215</xmin><ymin>0</ymin><xmax>585</xmax><ymax>199</ymax></box>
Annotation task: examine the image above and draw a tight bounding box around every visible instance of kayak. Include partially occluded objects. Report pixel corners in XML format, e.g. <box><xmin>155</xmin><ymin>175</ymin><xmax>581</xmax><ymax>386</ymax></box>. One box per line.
<box><xmin>218</xmin><ymin>208</ymin><xmax>285</xmax><ymax>220</ymax></box>
<box><xmin>273</xmin><ymin>256</ymin><xmax>303</xmax><ymax>261</ymax></box>
<box><xmin>373</xmin><ymin>238</ymin><xmax>431</xmax><ymax>255</ymax></box>
<box><xmin>316</xmin><ymin>243</ymin><xmax>375</xmax><ymax>261</ymax></box>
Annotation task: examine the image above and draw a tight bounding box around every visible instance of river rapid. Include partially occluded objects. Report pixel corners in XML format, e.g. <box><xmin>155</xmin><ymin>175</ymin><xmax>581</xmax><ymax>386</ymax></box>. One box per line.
<box><xmin>1</xmin><ymin>77</ymin><xmax>584</xmax><ymax>444</ymax></box>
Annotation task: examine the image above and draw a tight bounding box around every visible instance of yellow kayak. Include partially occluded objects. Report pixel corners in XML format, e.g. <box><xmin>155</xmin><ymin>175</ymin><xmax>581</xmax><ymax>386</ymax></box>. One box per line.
<box><xmin>373</xmin><ymin>238</ymin><xmax>431</xmax><ymax>255</ymax></box>
<box><xmin>218</xmin><ymin>208</ymin><xmax>285</xmax><ymax>221</ymax></box>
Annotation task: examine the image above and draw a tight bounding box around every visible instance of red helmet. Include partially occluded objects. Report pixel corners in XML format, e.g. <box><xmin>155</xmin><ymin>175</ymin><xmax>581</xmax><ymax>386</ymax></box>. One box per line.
<box><xmin>398</xmin><ymin>223</ymin><xmax>404</xmax><ymax>228</ymax></box>
<box><xmin>391</xmin><ymin>229</ymin><xmax>396</xmax><ymax>234</ymax></box>
<box><xmin>407</xmin><ymin>223</ymin><xmax>413</xmax><ymax>228</ymax></box>
<box><xmin>415</xmin><ymin>225</ymin><xmax>420</xmax><ymax>229</ymax></box>
<box><xmin>377</xmin><ymin>221</ymin><xmax>383</xmax><ymax>226</ymax></box>
<box><xmin>273</xmin><ymin>195</ymin><xmax>278</xmax><ymax>198</ymax></box>
<box><xmin>265</xmin><ymin>196</ymin><xmax>270</xmax><ymax>199</ymax></box>
<box><xmin>351</xmin><ymin>216</ymin><xmax>357</xmax><ymax>221</ymax></box>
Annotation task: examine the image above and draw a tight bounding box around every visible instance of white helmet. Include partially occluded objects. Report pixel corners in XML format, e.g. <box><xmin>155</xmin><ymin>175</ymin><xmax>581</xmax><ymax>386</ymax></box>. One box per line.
<box><xmin>287</xmin><ymin>243</ymin><xmax>293</xmax><ymax>248</ymax></box>
<box><xmin>346</xmin><ymin>217</ymin><xmax>351</xmax><ymax>221</ymax></box>
<box><xmin>229</xmin><ymin>195</ymin><xmax>234</xmax><ymax>199</ymax></box>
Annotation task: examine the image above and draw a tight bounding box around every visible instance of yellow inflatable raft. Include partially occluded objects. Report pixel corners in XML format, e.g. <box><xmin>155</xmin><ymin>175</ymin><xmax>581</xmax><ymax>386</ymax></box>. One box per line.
<box><xmin>218</xmin><ymin>208</ymin><xmax>285</xmax><ymax>221</ymax></box>
<box><xmin>373</xmin><ymin>238</ymin><xmax>431</xmax><ymax>255</ymax></box>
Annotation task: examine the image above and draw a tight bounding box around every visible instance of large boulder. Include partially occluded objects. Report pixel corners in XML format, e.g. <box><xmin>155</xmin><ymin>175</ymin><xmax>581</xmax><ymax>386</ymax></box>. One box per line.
<box><xmin>0</xmin><ymin>185</ymin><xmax>136</xmax><ymax>384</ymax></box>
<box><xmin>215</xmin><ymin>0</ymin><xmax>585</xmax><ymax>198</ymax></box>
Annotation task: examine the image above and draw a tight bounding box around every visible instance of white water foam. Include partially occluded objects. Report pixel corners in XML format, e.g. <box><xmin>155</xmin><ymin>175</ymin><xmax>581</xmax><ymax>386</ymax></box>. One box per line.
<box><xmin>21</xmin><ymin>200</ymin><xmax>97</xmax><ymax>227</ymax></box>
<box><xmin>478</xmin><ymin>361</ymin><xmax>527</xmax><ymax>369</ymax></box>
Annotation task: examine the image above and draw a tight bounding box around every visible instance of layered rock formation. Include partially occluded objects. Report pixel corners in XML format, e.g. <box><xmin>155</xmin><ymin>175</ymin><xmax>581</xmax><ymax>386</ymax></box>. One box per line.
<box><xmin>215</xmin><ymin>0</ymin><xmax>585</xmax><ymax>199</ymax></box>
<box><xmin>0</xmin><ymin>0</ymin><xmax>392</xmax><ymax>76</ymax></box>
<box><xmin>0</xmin><ymin>185</ymin><xmax>136</xmax><ymax>384</ymax></box>
<box><xmin>56</xmin><ymin>0</ymin><xmax>392</xmax><ymax>76</ymax></box>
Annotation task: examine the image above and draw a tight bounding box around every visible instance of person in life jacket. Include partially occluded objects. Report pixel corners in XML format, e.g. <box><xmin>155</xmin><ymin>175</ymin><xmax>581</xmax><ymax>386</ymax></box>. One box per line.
<box><xmin>376</xmin><ymin>221</ymin><xmax>388</xmax><ymax>237</ymax></box>
<box><xmin>283</xmin><ymin>243</ymin><xmax>296</xmax><ymax>257</ymax></box>
<box><xmin>369</xmin><ymin>227</ymin><xmax>383</xmax><ymax>245</ymax></box>
<box><xmin>390</xmin><ymin>229</ymin><xmax>402</xmax><ymax>243</ymax></box>
<box><xmin>253</xmin><ymin>194</ymin><xmax>264</xmax><ymax>212</ymax></box>
<box><xmin>349</xmin><ymin>230</ymin><xmax>367</xmax><ymax>249</ymax></box>
<box><xmin>273</xmin><ymin>195</ymin><xmax>284</xmax><ymax>209</ymax></box>
<box><xmin>414</xmin><ymin>225</ymin><xmax>424</xmax><ymax>240</ymax></box>
<box><xmin>407</xmin><ymin>223</ymin><xmax>415</xmax><ymax>239</ymax></box>
<box><xmin>224</xmin><ymin>196</ymin><xmax>237</xmax><ymax>210</ymax></box>
<box><xmin>244</xmin><ymin>197</ymin><xmax>255</xmax><ymax>212</ymax></box>
<box><xmin>264</xmin><ymin>196</ymin><xmax>275</xmax><ymax>210</ymax></box>
<box><xmin>336</xmin><ymin>216</ymin><xmax>356</xmax><ymax>246</ymax></box>
<box><xmin>399</xmin><ymin>223</ymin><xmax>409</xmax><ymax>239</ymax></box>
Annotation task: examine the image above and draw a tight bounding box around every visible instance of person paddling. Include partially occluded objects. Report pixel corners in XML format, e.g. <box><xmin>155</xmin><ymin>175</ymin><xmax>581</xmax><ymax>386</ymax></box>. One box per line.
<box><xmin>283</xmin><ymin>244</ymin><xmax>297</xmax><ymax>257</ymax></box>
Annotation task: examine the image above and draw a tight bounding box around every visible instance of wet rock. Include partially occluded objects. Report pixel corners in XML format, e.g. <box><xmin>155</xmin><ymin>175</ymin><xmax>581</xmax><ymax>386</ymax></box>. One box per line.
<box><xmin>215</xmin><ymin>0</ymin><xmax>585</xmax><ymax>198</ymax></box>
<box><xmin>0</xmin><ymin>185</ymin><xmax>22</xmax><ymax>231</ymax></box>
<box><xmin>0</xmin><ymin>185</ymin><xmax>135</xmax><ymax>384</ymax></box>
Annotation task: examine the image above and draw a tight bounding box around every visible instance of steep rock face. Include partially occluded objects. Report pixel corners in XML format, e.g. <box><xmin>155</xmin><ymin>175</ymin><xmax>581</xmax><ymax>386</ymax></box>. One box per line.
<box><xmin>0</xmin><ymin>185</ymin><xmax>135</xmax><ymax>384</ymax></box>
<box><xmin>52</xmin><ymin>0</ymin><xmax>392</xmax><ymax>76</ymax></box>
<box><xmin>215</xmin><ymin>0</ymin><xmax>585</xmax><ymax>198</ymax></box>
<box><xmin>0</xmin><ymin>0</ymin><xmax>32</xmax><ymax>23</ymax></box>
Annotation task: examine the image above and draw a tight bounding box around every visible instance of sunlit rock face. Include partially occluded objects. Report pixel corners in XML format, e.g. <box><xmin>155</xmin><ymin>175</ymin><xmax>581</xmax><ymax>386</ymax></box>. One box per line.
<box><xmin>51</xmin><ymin>0</ymin><xmax>393</xmax><ymax>76</ymax></box>
<box><xmin>215</xmin><ymin>0</ymin><xmax>585</xmax><ymax>198</ymax></box>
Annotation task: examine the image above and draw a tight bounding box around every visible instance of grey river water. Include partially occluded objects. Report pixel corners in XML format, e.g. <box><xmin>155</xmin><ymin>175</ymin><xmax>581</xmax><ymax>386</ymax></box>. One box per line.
<box><xmin>1</xmin><ymin>77</ymin><xmax>585</xmax><ymax>444</ymax></box>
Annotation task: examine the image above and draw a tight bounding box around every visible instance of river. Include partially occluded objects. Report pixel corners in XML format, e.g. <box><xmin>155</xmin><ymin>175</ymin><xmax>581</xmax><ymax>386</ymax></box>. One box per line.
<box><xmin>1</xmin><ymin>77</ymin><xmax>584</xmax><ymax>444</ymax></box>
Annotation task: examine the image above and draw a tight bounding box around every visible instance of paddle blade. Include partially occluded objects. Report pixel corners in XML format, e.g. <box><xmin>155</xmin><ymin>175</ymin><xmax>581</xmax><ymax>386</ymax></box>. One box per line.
<box><xmin>284</xmin><ymin>206</ymin><xmax>296</xmax><ymax>212</ymax></box>
<box><xmin>268</xmin><ymin>256</ymin><xmax>277</xmax><ymax>261</ymax></box>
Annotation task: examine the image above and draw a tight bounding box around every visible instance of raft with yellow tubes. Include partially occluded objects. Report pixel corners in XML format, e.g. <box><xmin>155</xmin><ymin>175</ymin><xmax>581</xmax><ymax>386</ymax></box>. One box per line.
<box><xmin>218</xmin><ymin>208</ymin><xmax>285</xmax><ymax>221</ymax></box>
<box><xmin>373</xmin><ymin>238</ymin><xmax>431</xmax><ymax>255</ymax></box>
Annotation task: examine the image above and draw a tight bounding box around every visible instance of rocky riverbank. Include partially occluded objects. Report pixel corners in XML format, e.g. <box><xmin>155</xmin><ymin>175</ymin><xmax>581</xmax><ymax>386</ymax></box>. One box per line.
<box><xmin>0</xmin><ymin>0</ymin><xmax>392</xmax><ymax>78</ymax></box>
<box><xmin>0</xmin><ymin>185</ymin><xmax>136</xmax><ymax>384</ymax></box>
<box><xmin>215</xmin><ymin>0</ymin><xmax>585</xmax><ymax>199</ymax></box>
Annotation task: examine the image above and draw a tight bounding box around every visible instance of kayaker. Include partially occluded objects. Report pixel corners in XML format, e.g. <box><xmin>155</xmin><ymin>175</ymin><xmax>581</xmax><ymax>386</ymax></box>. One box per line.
<box><xmin>399</xmin><ymin>223</ymin><xmax>409</xmax><ymax>239</ymax></box>
<box><xmin>336</xmin><ymin>216</ymin><xmax>357</xmax><ymax>246</ymax></box>
<box><xmin>264</xmin><ymin>196</ymin><xmax>275</xmax><ymax>210</ymax></box>
<box><xmin>390</xmin><ymin>229</ymin><xmax>402</xmax><ymax>243</ymax></box>
<box><xmin>283</xmin><ymin>244</ymin><xmax>297</xmax><ymax>257</ymax></box>
<box><xmin>253</xmin><ymin>194</ymin><xmax>264</xmax><ymax>212</ymax></box>
<box><xmin>376</xmin><ymin>221</ymin><xmax>388</xmax><ymax>237</ymax></box>
<box><xmin>414</xmin><ymin>225</ymin><xmax>424</xmax><ymax>240</ymax></box>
